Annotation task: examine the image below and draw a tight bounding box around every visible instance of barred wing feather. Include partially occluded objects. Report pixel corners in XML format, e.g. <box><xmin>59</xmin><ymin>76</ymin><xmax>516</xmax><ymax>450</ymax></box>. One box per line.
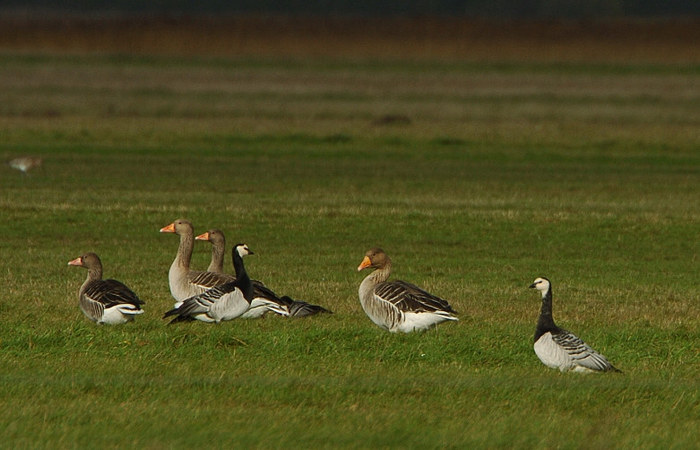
<box><xmin>374</xmin><ymin>280</ymin><xmax>454</xmax><ymax>314</ymax></box>
<box><xmin>552</xmin><ymin>330</ymin><xmax>618</xmax><ymax>372</ymax></box>
<box><xmin>83</xmin><ymin>279</ymin><xmax>144</xmax><ymax>308</ymax></box>
<box><xmin>188</xmin><ymin>270</ymin><xmax>233</xmax><ymax>290</ymax></box>
<box><xmin>168</xmin><ymin>282</ymin><xmax>236</xmax><ymax>319</ymax></box>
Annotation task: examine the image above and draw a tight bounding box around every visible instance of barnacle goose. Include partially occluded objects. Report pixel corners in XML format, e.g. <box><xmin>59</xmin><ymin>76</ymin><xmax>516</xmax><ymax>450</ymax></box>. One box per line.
<box><xmin>196</xmin><ymin>229</ymin><xmax>331</xmax><ymax>318</ymax></box>
<box><xmin>163</xmin><ymin>244</ymin><xmax>255</xmax><ymax>324</ymax></box>
<box><xmin>529</xmin><ymin>277</ymin><xmax>621</xmax><ymax>373</ymax></box>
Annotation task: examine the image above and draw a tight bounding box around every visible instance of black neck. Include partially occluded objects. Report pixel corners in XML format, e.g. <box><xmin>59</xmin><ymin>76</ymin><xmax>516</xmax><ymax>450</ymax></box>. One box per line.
<box><xmin>534</xmin><ymin>286</ymin><xmax>558</xmax><ymax>341</ymax></box>
<box><xmin>232</xmin><ymin>248</ymin><xmax>254</xmax><ymax>302</ymax></box>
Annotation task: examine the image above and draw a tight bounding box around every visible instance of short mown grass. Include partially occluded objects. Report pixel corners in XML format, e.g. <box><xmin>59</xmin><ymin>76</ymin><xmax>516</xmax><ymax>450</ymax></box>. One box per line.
<box><xmin>0</xmin><ymin>51</ymin><xmax>698</xmax><ymax>448</ymax></box>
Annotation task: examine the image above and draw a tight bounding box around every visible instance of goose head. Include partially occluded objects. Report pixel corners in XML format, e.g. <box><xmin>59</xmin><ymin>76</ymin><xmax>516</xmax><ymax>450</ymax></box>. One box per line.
<box><xmin>357</xmin><ymin>248</ymin><xmax>389</xmax><ymax>271</ymax></box>
<box><xmin>529</xmin><ymin>277</ymin><xmax>551</xmax><ymax>294</ymax></box>
<box><xmin>159</xmin><ymin>218</ymin><xmax>193</xmax><ymax>236</ymax></box>
<box><xmin>68</xmin><ymin>252</ymin><xmax>101</xmax><ymax>270</ymax></box>
<box><xmin>196</xmin><ymin>229</ymin><xmax>225</xmax><ymax>245</ymax></box>
<box><xmin>234</xmin><ymin>243</ymin><xmax>254</xmax><ymax>258</ymax></box>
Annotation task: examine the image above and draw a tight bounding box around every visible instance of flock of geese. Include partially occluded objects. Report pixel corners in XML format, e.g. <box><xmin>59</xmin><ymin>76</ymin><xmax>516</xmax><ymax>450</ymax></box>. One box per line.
<box><xmin>68</xmin><ymin>218</ymin><xmax>621</xmax><ymax>374</ymax></box>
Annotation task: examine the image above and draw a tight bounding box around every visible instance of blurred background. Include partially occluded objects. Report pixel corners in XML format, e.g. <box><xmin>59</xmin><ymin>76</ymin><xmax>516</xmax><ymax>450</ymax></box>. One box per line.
<box><xmin>1</xmin><ymin>0</ymin><xmax>699</xmax><ymax>17</ymax></box>
<box><xmin>1</xmin><ymin>1</ymin><xmax>698</xmax><ymax>63</ymax></box>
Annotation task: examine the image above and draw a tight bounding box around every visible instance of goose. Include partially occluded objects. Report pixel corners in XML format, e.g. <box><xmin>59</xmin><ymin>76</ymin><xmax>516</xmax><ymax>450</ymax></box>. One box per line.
<box><xmin>196</xmin><ymin>229</ymin><xmax>330</xmax><ymax>318</ymax></box>
<box><xmin>529</xmin><ymin>277</ymin><xmax>621</xmax><ymax>373</ymax></box>
<box><xmin>357</xmin><ymin>248</ymin><xmax>458</xmax><ymax>332</ymax></box>
<box><xmin>279</xmin><ymin>295</ymin><xmax>333</xmax><ymax>317</ymax></box>
<box><xmin>196</xmin><ymin>229</ymin><xmax>226</xmax><ymax>273</ymax></box>
<box><xmin>8</xmin><ymin>156</ymin><xmax>42</xmax><ymax>174</ymax></box>
<box><xmin>68</xmin><ymin>252</ymin><xmax>145</xmax><ymax>324</ymax></box>
<box><xmin>163</xmin><ymin>244</ymin><xmax>255</xmax><ymax>324</ymax></box>
<box><xmin>160</xmin><ymin>219</ymin><xmax>233</xmax><ymax>308</ymax></box>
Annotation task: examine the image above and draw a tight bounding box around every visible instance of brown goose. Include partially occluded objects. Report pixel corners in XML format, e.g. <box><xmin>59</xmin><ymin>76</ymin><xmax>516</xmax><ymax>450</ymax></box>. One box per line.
<box><xmin>68</xmin><ymin>252</ymin><xmax>145</xmax><ymax>324</ymax></box>
<box><xmin>195</xmin><ymin>229</ymin><xmax>226</xmax><ymax>273</ymax></box>
<box><xmin>357</xmin><ymin>248</ymin><xmax>457</xmax><ymax>333</ymax></box>
<box><xmin>196</xmin><ymin>229</ymin><xmax>331</xmax><ymax>318</ymax></box>
<box><xmin>8</xmin><ymin>156</ymin><xmax>42</xmax><ymax>174</ymax></box>
<box><xmin>160</xmin><ymin>219</ymin><xmax>233</xmax><ymax>308</ymax></box>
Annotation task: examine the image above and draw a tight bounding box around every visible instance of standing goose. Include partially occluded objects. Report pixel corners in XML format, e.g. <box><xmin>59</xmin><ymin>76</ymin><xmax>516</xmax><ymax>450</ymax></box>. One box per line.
<box><xmin>196</xmin><ymin>229</ymin><xmax>330</xmax><ymax>317</ymax></box>
<box><xmin>529</xmin><ymin>277</ymin><xmax>621</xmax><ymax>373</ymax></box>
<box><xmin>68</xmin><ymin>253</ymin><xmax>145</xmax><ymax>324</ymax></box>
<box><xmin>357</xmin><ymin>248</ymin><xmax>458</xmax><ymax>332</ymax></box>
<box><xmin>163</xmin><ymin>244</ymin><xmax>255</xmax><ymax>324</ymax></box>
<box><xmin>160</xmin><ymin>219</ymin><xmax>233</xmax><ymax>308</ymax></box>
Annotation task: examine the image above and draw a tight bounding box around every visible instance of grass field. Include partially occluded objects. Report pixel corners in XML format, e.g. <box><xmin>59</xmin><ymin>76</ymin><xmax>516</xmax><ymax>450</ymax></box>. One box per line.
<box><xmin>1</xmin><ymin>18</ymin><xmax>699</xmax><ymax>448</ymax></box>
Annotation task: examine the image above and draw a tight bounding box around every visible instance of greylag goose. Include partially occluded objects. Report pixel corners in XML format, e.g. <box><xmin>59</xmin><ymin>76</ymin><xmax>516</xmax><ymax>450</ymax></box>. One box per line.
<box><xmin>197</xmin><ymin>229</ymin><xmax>330</xmax><ymax>317</ymax></box>
<box><xmin>68</xmin><ymin>253</ymin><xmax>145</xmax><ymax>324</ymax></box>
<box><xmin>160</xmin><ymin>219</ymin><xmax>233</xmax><ymax>308</ymax></box>
<box><xmin>8</xmin><ymin>156</ymin><xmax>42</xmax><ymax>174</ymax></box>
<box><xmin>163</xmin><ymin>244</ymin><xmax>255</xmax><ymax>324</ymax></box>
<box><xmin>529</xmin><ymin>277</ymin><xmax>621</xmax><ymax>373</ymax></box>
<box><xmin>196</xmin><ymin>229</ymin><xmax>226</xmax><ymax>273</ymax></box>
<box><xmin>357</xmin><ymin>248</ymin><xmax>458</xmax><ymax>332</ymax></box>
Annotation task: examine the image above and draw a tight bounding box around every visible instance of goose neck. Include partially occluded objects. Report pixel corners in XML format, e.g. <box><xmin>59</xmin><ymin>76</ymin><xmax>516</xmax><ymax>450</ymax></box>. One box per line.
<box><xmin>537</xmin><ymin>288</ymin><xmax>556</xmax><ymax>330</ymax></box>
<box><xmin>175</xmin><ymin>231</ymin><xmax>194</xmax><ymax>269</ymax></box>
<box><xmin>232</xmin><ymin>249</ymin><xmax>253</xmax><ymax>301</ymax></box>
<box><xmin>209</xmin><ymin>241</ymin><xmax>225</xmax><ymax>273</ymax></box>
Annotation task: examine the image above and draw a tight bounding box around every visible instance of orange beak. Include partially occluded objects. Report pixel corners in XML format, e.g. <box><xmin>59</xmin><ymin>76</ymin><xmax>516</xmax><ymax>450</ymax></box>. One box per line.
<box><xmin>357</xmin><ymin>255</ymin><xmax>372</xmax><ymax>271</ymax></box>
<box><xmin>195</xmin><ymin>231</ymin><xmax>210</xmax><ymax>241</ymax></box>
<box><xmin>160</xmin><ymin>223</ymin><xmax>176</xmax><ymax>233</ymax></box>
<box><xmin>68</xmin><ymin>257</ymin><xmax>82</xmax><ymax>266</ymax></box>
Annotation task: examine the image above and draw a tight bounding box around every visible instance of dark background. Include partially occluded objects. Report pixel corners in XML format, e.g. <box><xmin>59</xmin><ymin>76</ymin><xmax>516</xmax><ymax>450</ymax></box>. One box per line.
<box><xmin>1</xmin><ymin>0</ymin><xmax>698</xmax><ymax>18</ymax></box>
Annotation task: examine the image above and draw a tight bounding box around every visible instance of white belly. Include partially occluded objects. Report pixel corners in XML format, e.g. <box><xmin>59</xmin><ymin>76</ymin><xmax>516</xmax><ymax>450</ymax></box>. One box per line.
<box><xmin>534</xmin><ymin>332</ymin><xmax>573</xmax><ymax>372</ymax></box>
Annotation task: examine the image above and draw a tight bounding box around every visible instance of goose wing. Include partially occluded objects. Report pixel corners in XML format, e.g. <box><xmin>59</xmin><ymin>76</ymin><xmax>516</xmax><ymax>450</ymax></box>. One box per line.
<box><xmin>164</xmin><ymin>281</ymin><xmax>237</xmax><ymax>321</ymax></box>
<box><xmin>188</xmin><ymin>270</ymin><xmax>234</xmax><ymax>290</ymax></box>
<box><xmin>83</xmin><ymin>279</ymin><xmax>144</xmax><ymax>308</ymax></box>
<box><xmin>281</xmin><ymin>296</ymin><xmax>333</xmax><ymax>317</ymax></box>
<box><xmin>552</xmin><ymin>330</ymin><xmax>618</xmax><ymax>372</ymax></box>
<box><xmin>252</xmin><ymin>280</ymin><xmax>283</xmax><ymax>302</ymax></box>
<box><xmin>374</xmin><ymin>280</ymin><xmax>455</xmax><ymax>314</ymax></box>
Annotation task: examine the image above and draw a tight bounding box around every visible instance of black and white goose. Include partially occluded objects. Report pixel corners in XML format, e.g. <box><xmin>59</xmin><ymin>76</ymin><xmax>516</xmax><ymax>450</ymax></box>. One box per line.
<box><xmin>196</xmin><ymin>229</ymin><xmax>330</xmax><ymax>318</ymax></box>
<box><xmin>163</xmin><ymin>244</ymin><xmax>255</xmax><ymax>324</ymax></box>
<box><xmin>68</xmin><ymin>253</ymin><xmax>145</xmax><ymax>324</ymax></box>
<box><xmin>529</xmin><ymin>277</ymin><xmax>621</xmax><ymax>373</ymax></box>
<box><xmin>279</xmin><ymin>295</ymin><xmax>333</xmax><ymax>317</ymax></box>
<box><xmin>357</xmin><ymin>248</ymin><xmax>458</xmax><ymax>333</ymax></box>
<box><xmin>160</xmin><ymin>219</ymin><xmax>233</xmax><ymax>308</ymax></box>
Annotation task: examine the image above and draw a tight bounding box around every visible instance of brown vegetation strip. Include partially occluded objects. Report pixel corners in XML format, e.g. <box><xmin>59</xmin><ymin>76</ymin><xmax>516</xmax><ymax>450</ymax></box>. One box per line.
<box><xmin>0</xmin><ymin>15</ymin><xmax>699</xmax><ymax>63</ymax></box>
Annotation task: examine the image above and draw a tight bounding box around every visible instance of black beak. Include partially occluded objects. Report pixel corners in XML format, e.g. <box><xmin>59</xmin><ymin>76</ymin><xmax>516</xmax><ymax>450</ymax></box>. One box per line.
<box><xmin>528</xmin><ymin>283</ymin><xmax>537</xmax><ymax>289</ymax></box>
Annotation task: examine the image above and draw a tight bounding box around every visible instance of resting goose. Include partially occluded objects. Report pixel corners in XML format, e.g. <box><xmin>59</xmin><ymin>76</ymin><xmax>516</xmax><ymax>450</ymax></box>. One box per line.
<box><xmin>163</xmin><ymin>244</ymin><xmax>255</xmax><ymax>324</ymax></box>
<box><xmin>196</xmin><ymin>229</ymin><xmax>226</xmax><ymax>273</ymax></box>
<box><xmin>357</xmin><ymin>248</ymin><xmax>458</xmax><ymax>332</ymax></box>
<box><xmin>160</xmin><ymin>219</ymin><xmax>232</xmax><ymax>308</ymax></box>
<box><xmin>68</xmin><ymin>253</ymin><xmax>145</xmax><ymax>324</ymax></box>
<box><xmin>279</xmin><ymin>295</ymin><xmax>333</xmax><ymax>317</ymax></box>
<box><xmin>197</xmin><ymin>229</ymin><xmax>330</xmax><ymax>318</ymax></box>
<box><xmin>529</xmin><ymin>277</ymin><xmax>621</xmax><ymax>373</ymax></box>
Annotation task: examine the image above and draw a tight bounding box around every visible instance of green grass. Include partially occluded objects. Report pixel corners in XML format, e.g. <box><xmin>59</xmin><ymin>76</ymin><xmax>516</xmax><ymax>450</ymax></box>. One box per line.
<box><xmin>0</xmin><ymin>53</ymin><xmax>698</xmax><ymax>448</ymax></box>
